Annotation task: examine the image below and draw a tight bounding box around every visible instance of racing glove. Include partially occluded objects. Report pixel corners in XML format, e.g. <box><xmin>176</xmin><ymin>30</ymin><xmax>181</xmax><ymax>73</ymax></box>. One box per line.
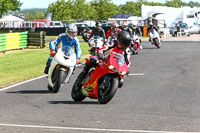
<box><xmin>50</xmin><ymin>50</ymin><xmax>56</xmax><ymax>56</ymax></box>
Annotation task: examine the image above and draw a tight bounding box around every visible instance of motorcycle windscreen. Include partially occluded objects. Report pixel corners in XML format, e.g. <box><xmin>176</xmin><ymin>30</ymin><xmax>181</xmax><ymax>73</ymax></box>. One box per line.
<box><xmin>62</xmin><ymin>45</ymin><xmax>75</xmax><ymax>57</ymax></box>
<box><xmin>93</xmin><ymin>36</ymin><xmax>104</xmax><ymax>48</ymax></box>
<box><xmin>112</xmin><ymin>53</ymin><xmax>125</xmax><ymax>66</ymax></box>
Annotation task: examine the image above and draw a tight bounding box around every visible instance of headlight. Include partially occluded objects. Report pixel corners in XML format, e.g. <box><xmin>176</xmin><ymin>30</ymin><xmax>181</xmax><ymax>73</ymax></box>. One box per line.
<box><xmin>119</xmin><ymin>71</ymin><xmax>127</xmax><ymax>76</ymax></box>
<box><xmin>108</xmin><ymin>65</ymin><xmax>118</xmax><ymax>72</ymax></box>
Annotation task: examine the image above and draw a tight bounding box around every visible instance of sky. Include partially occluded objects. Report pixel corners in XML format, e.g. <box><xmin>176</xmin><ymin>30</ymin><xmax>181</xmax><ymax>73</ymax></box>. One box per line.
<box><xmin>20</xmin><ymin>0</ymin><xmax>200</xmax><ymax>9</ymax></box>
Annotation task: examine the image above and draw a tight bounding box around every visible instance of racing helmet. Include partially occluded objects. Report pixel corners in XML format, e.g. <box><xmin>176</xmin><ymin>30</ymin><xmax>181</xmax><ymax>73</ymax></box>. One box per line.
<box><xmin>132</xmin><ymin>24</ymin><xmax>136</xmax><ymax>30</ymax></box>
<box><xmin>111</xmin><ymin>22</ymin><xmax>118</xmax><ymax>31</ymax></box>
<box><xmin>117</xmin><ymin>30</ymin><xmax>131</xmax><ymax>49</ymax></box>
<box><xmin>122</xmin><ymin>21</ymin><xmax>128</xmax><ymax>30</ymax></box>
<box><xmin>66</xmin><ymin>24</ymin><xmax>78</xmax><ymax>39</ymax></box>
<box><xmin>96</xmin><ymin>21</ymin><xmax>101</xmax><ymax>27</ymax></box>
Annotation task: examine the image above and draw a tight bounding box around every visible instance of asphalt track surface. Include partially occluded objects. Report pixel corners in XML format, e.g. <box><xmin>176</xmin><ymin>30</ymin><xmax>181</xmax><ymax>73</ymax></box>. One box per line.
<box><xmin>1</xmin><ymin>41</ymin><xmax>200</xmax><ymax>133</ymax></box>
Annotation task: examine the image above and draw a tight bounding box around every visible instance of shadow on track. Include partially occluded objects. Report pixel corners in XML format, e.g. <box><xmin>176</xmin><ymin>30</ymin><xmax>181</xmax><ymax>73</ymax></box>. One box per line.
<box><xmin>48</xmin><ymin>100</ymin><xmax>99</xmax><ymax>104</ymax></box>
<box><xmin>142</xmin><ymin>47</ymin><xmax>158</xmax><ymax>49</ymax></box>
<box><xmin>6</xmin><ymin>90</ymin><xmax>50</xmax><ymax>94</ymax></box>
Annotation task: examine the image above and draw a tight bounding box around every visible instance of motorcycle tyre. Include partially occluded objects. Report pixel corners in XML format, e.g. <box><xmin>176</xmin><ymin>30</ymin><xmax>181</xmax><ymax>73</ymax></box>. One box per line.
<box><xmin>52</xmin><ymin>70</ymin><xmax>65</xmax><ymax>93</ymax></box>
<box><xmin>154</xmin><ymin>38</ymin><xmax>161</xmax><ymax>48</ymax></box>
<box><xmin>47</xmin><ymin>84</ymin><xmax>53</xmax><ymax>92</ymax></box>
<box><xmin>71</xmin><ymin>72</ymin><xmax>86</xmax><ymax>102</ymax></box>
<box><xmin>98</xmin><ymin>77</ymin><xmax>118</xmax><ymax>104</ymax></box>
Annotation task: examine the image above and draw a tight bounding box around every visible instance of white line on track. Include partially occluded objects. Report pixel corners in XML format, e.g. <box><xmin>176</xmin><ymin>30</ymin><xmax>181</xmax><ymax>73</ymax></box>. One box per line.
<box><xmin>0</xmin><ymin>75</ymin><xmax>47</xmax><ymax>92</ymax></box>
<box><xmin>0</xmin><ymin>123</ymin><xmax>197</xmax><ymax>133</ymax></box>
<box><xmin>129</xmin><ymin>73</ymin><xmax>145</xmax><ymax>76</ymax></box>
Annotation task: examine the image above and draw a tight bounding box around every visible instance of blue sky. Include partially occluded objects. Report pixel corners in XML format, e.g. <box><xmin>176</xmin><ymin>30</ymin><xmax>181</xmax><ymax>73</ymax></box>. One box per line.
<box><xmin>20</xmin><ymin>0</ymin><xmax>200</xmax><ymax>9</ymax></box>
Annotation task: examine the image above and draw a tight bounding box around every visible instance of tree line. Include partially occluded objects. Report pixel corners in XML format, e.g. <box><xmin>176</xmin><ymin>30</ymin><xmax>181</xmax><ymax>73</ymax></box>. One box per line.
<box><xmin>1</xmin><ymin>0</ymin><xmax>200</xmax><ymax>21</ymax></box>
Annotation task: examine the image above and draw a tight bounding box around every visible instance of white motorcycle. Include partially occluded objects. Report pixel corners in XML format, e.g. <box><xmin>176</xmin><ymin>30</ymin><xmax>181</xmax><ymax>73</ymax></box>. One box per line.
<box><xmin>149</xmin><ymin>29</ymin><xmax>161</xmax><ymax>48</ymax></box>
<box><xmin>88</xmin><ymin>36</ymin><xmax>104</xmax><ymax>56</ymax></box>
<box><xmin>129</xmin><ymin>34</ymin><xmax>141</xmax><ymax>55</ymax></box>
<box><xmin>47</xmin><ymin>46</ymin><xmax>76</xmax><ymax>93</ymax></box>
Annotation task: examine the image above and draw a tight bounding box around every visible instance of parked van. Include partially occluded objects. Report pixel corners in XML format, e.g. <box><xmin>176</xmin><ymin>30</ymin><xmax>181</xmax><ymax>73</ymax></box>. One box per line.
<box><xmin>50</xmin><ymin>21</ymin><xmax>64</xmax><ymax>28</ymax></box>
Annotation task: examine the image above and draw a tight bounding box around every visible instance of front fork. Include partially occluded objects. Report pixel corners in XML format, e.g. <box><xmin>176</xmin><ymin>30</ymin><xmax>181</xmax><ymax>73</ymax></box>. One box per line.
<box><xmin>56</xmin><ymin>65</ymin><xmax>73</xmax><ymax>84</ymax></box>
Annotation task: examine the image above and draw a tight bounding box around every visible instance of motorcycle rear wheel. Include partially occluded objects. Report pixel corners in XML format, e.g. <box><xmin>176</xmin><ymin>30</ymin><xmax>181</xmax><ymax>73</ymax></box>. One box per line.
<box><xmin>71</xmin><ymin>72</ymin><xmax>86</xmax><ymax>102</ymax></box>
<box><xmin>98</xmin><ymin>77</ymin><xmax>118</xmax><ymax>104</ymax></box>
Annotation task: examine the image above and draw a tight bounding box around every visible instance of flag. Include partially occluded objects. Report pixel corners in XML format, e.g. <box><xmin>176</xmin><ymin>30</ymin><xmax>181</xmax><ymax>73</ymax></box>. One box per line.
<box><xmin>46</xmin><ymin>13</ymin><xmax>53</xmax><ymax>21</ymax></box>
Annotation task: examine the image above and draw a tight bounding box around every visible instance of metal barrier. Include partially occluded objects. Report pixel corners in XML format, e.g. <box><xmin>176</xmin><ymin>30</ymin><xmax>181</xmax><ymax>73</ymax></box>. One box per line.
<box><xmin>0</xmin><ymin>32</ymin><xmax>28</xmax><ymax>52</ymax></box>
<box><xmin>35</xmin><ymin>27</ymin><xmax>66</xmax><ymax>36</ymax></box>
<box><xmin>28</xmin><ymin>31</ymin><xmax>46</xmax><ymax>48</ymax></box>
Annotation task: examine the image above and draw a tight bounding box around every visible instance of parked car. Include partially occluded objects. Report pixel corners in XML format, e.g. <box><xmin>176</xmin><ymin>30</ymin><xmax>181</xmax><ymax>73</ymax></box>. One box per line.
<box><xmin>72</xmin><ymin>22</ymin><xmax>90</xmax><ymax>28</ymax></box>
<box><xmin>101</xmin><ymin>23</ymin><xmax>112</xmax><ymax>27</ymax></box>
<box><xmin>189</xmin><ymin>24</ymin><xmax>200</xmax><ymax>34</ymax></box>
<box><xmin>170</xmin><ymin>23</ymin><xmax>190</xmax><ymax>37</ymax></box>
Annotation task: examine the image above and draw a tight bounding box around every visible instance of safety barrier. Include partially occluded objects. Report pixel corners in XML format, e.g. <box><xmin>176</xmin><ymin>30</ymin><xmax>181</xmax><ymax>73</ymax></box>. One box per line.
<box><xmin>0</xmin><ymin>32</ymin><xmax>28</xmax><ymax>52</ymax></box>
<box><xmin>28</xmin><ymin>31</ymin><xmax>46</xmax><ymax>48</ymax></box>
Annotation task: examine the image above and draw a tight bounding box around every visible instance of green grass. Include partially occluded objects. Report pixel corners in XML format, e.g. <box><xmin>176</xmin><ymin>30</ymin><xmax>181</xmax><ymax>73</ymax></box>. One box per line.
<box><xmin>141</xmin><ymin>36</ymin><xmax>149</xmax><ymax>41</ymax></box>
<box><xmin>0</xmin><ymin>41</ymin><xmax>90</xmax><ymax>88</ymax></box>
<box><xmin>0</xmin><ymin>48</ymin><xmax>49</xmax><ymax>87</ymax></box>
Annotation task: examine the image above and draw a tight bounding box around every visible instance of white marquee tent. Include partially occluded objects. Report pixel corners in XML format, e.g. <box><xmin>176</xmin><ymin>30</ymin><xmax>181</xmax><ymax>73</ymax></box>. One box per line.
<box><xmin>0</xmin><ymin>15</ymin><xmax>24</xmax><ymax>28</ymax></box>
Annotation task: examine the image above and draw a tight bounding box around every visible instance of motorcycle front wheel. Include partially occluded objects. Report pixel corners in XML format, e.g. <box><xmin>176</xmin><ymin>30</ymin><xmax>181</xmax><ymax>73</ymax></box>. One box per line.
<box><xmin>71</xmin><ymin>72</ymin><xmax>86</xmax><ymax>102</ymax></box>
<box><xmin>154</xmin><ymin>38</ymin><xmax>161</xmax><ymax>48</ymax></box>
<box><xmin>98</xmin><ymin>76</ymin><xmax>119</xmax><ymax>104</ymax></box>
<box><xmin>52</xmin><ymin>70</ymin><xmax>66</xmax><ymax>93</ymax></box>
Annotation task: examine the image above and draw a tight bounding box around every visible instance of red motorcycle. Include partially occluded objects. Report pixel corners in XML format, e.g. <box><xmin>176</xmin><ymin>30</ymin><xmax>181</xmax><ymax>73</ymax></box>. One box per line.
<box><xmin>71</xmin><ymin>51</ymin><xmax>129</xmax><ymax>104</ymax></box>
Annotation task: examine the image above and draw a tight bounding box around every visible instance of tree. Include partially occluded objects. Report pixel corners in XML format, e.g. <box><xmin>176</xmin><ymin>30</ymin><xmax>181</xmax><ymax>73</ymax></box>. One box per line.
<box><xmin>15</xmin><ymin>9</ymin><xmax>46</xmax><ymax>21</ymax></box>
<box><xmin>90</xmin><ymin>0</ymin><xmax>120</xmax><ymax>20</ymax></box>
<box><xmin>71</xmin><ymin>0</ymin><xmax>97</xmax><ymax>20</ymax></box>
<box><xmin>120</xmin><ymin>0</ymin><xmax>164</xmax><ymax>16</ymax></box>
<box><xmin>187</xmin><ymin>1</ymin><xmax>200</xmax><ymax>7</ymax></box>
<box><xmin>1</xmin><ymin>0</ymin><xmax>22</xmax><ymax>17</ymax></box>
<box><xmin>47</xmin><ymin>0</ymin><xmax>73</xmax><ymax>20</ymax></box>
<box><xmin>165</xmin><ymin>0</ymin><xmax>187</xmax><ymax>8</ymax></box>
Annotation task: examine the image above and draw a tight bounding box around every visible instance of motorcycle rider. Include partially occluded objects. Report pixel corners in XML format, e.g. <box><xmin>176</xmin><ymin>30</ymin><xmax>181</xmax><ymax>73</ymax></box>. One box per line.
<box><xmin>90</xmin><ymin>21</ymin><xmax>106</xmax><ymax>41</ymax></box>
<box><xmin>131</xmin><ymin>24</ymin><xmax>142</xmax><ymax>52</ymax></box>
<box><xmin>44</xmin><ymin>23</ymin><xmax>82</xmax><ymax>74</ymax></box>
<box><xmin>131</xmin><ymin>24</ymin><xmax>142</xmax><ymax>38</ymax></box>
<box><xmin>80</xmin><ymin>24</ymin><xmax>91</xmax><ymax>35</ymax></box>
<box><xmin>105</xmin><ymin>22</ymin><xmax>121</xmax><ymax>39</ymax></box>
<box><xmin>80</xmin><ymin>24</ymin><xmax>91</xmax><ymax>42</ymax></box>
<box><xmin>78</xmin><ymin>30</ymin><xmax>132</xmax><ymax>88</ymax></box>
<box><xmin>121</xmin><ymin>21</ymin><xmax>133</xmax><ymax>37</ymax></box>
<box><xmin>147</xmin><ymin>22</ymin><xmax>159</xmax><ymax>43</ymax></box>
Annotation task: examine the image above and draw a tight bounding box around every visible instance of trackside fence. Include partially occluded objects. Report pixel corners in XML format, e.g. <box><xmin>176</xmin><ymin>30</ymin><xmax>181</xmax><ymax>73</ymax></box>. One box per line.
<box><xmin>28</xmin><ymin>31</ymin><xmax>46</xmax><ymax>48</ymax></box>
<box><xmin>0</xmin><ymin>32</ymin><xmax>28</xmax><ymax>52</ymax></box>
<box><xmin>0</xmin><ymin>31</ymin><xmax>46</xmax><ymax>52</ymax></box>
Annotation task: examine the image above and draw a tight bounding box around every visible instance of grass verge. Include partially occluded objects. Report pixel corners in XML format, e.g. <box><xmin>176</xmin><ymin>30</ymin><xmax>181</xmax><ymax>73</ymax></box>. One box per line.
<box><xmin>0</xmin><ymin>42</ymin><xmax>90</xmax><ymax>88</ymax></box>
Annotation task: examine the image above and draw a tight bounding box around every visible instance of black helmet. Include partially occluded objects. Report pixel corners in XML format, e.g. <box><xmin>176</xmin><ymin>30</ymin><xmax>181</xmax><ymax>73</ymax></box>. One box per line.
<box><xmin>96</xmin><ymin>21</ymin><xmax>101</xmax><ymax>27</ymax></box>
<box><xmin>117</xmin><ymin>30</ymin><xmax>131</xmax><ymax>48</ymax></box>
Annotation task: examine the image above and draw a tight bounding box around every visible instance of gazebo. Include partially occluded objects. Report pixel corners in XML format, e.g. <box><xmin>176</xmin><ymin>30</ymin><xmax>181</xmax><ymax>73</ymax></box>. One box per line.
<box><xmin>0</xmin><ymin>15</ymin><xmax>25</xmax><ymax>28</ymax></box>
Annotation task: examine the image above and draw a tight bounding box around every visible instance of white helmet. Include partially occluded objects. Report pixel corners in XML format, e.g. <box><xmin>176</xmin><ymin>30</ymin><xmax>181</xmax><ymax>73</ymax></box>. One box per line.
<box><xmin>122</xmin><ymin>21</ymin><xmax>128</xmax><ymax>30</ymax></box>
<box><xmin>67</xmin><ymin>24</ymin><xmax>78</xmax><ymax>39</ymax></box>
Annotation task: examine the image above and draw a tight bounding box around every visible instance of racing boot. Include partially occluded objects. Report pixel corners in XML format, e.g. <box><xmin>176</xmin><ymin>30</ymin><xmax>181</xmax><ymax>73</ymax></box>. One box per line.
<box><xmin>44</xmin><ymin>63</ymin><xmax>50</xmax><ymax>74</ymax></box>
